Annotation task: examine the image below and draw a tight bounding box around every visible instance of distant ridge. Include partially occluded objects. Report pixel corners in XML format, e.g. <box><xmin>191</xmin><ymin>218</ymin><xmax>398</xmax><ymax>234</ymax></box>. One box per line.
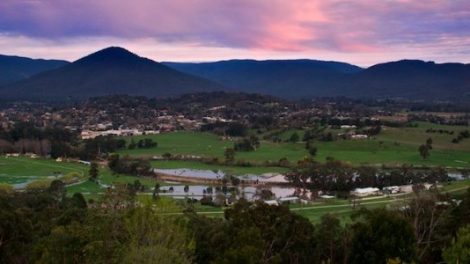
<box><xmin>0</xmin><ymin>47</ymin><xmax>223</xmax><ymax>100</ymax></box>
<box><xmin>163</xmin><ymin>60</ymin><xmax>363</xmax><ymax>97</ymax></box>
<box><xmin>0</xmin><ymin>54</ymin><xmax>69</xmax><ymax>86</ymax></box>
<box><xmin>164</xmin><ymin>59</ymin><xmax>470</xmax><ymax>101</ymax></box>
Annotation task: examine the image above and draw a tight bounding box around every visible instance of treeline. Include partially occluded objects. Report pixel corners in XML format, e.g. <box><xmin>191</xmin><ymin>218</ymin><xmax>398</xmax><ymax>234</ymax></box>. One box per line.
<box><xmin>108</xmin><ymin>154</ymin><xmax>152</xmax><ymax>176</ymax></box>
<box><xmin>0</xmin><ymin>122</ymin><xmax>76</xmax><ymax>157</ymax></box>
<box><xmin>0</xmin><ymin>183</ymin><xmax>469</xmax><ymax>263</ymax></box>
<box><xmin>287</xmin><ymin>159</ymin><xmax>451</xmax><ymax>196</ymax></box>
<box><xmin>452</xmin><ymin>130</ymin><xmax>470</xmax><ymax>144</ymax></box>
<box><xmin>80</xmin><ymin>137</ymin><xmax>156</xmax><ymax>160</ymax></box>
<box><xmin>233</xmin><ymin>135</ymin><xmax>260</xmax><ymax>151</ymax></box>
<box><xmin>0</xmin><ymin>122</ymin><xmax>159</xmax><ymax>160</ymax></box>
<box><xmin>128</xmin><ymin>138</ymin><xmax>157</xmax><ymax>149</ymax></box>
<box><xmin>201</xmin><ymin>122</ymin><xmax>248</xmax><ymax>137</ymax></box>
<box><xmin>426</xmin><ymin>128</ymin><xmax>455</xmax><ymax>135</ymax></box>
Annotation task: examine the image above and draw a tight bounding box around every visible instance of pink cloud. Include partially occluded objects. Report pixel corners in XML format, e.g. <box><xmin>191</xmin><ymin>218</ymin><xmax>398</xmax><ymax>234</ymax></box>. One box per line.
<box><xmin>0</xmin><ymin>0</ymin><xmax>468</xmax><ymax>65</ymax></box>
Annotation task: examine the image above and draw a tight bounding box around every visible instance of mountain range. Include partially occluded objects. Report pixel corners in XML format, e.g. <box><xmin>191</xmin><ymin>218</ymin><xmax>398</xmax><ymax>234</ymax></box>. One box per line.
<box><xmin>1</xmin><ymin>47</ymin><xmax>469</xmax><ymax>101</ymax></box>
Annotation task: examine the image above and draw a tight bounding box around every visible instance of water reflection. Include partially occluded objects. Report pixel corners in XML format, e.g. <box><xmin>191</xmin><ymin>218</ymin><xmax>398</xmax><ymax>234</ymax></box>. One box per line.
<box><xmin>157</xmin><ymin>184</ymin><xmax>312</xmax><ymax>201</ymax></box>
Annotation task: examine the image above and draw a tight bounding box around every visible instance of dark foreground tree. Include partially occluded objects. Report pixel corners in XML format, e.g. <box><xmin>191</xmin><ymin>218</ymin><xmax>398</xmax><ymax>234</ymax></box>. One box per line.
<box><xmin>348</xmin><ymin>208</ymin><xmax>416</xmax><ymax>264</ymax></box>
<box><xmin>189</xmin><ymin>200</ymin><xmax>316</xmax><ymax>264</ymax></box>
<box><xmin>443</xmin><ymin>225</ymin><xmax>470</xmax><ymax>264</ymax></box>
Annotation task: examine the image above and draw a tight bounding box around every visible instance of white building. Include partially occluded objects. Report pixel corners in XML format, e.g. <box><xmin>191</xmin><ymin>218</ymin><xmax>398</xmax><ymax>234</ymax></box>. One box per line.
<box><xmin>352</xmin><ymin>187</ymin><xmax>380</xmax><ymax>197</ymax></box>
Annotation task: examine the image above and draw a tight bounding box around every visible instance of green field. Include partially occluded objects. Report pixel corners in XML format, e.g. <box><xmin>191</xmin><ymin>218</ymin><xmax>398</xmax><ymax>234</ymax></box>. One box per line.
<box><xmin>0</xmin><ymin>156</ymin><xmax>86</xmax><ymax>184</ymax></box>
<box><xmin>0</xmin><ymin>157</ymin><xmax>162</xmax><ymax>195</ymax></box>
<box><xmin>119</xmin><ymin>132</ymin><xmax>232</xmax><ymax>158</ymax></box>
<box><xmin>118</xmin><ymin>122</ymin><xmax>470</xmax><ymax>169</ymax></box>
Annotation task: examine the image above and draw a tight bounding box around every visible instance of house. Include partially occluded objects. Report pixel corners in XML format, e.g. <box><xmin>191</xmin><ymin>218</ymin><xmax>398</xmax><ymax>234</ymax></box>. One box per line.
<box><xmin>279</xmin><ymin>197</ymin><xmax>300</xmax><ymax>204</ymax></box>
<box><xmin>352</xmin><ymin>187</ymin><xmax>380</xmax><ymax>197</ymax></box>
<box><xmin>383</xmin><ymin>186</ymin><xmax>400</xmax><ymax>194</ymax></box>
<box><xmin>351</xmin><ymin>134</ymin><xmax>368</xmax><ymax>140</ymax></box>
<box><xmin>264</xmin><ymin>200</ymin><xmax>279</xmax><ymax>206</ymax></box>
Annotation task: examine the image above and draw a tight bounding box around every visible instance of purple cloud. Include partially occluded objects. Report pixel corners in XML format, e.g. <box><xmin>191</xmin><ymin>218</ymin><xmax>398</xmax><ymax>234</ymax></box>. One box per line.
<box><xmin>0</xmin><ymin>0</ymin><xmax>468</xmax><ymax>65</ymax></box>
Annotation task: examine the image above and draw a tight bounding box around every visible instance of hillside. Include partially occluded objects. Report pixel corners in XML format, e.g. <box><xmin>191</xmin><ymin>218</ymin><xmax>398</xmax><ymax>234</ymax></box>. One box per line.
<box><xmin>0</xmin><ymin>47</ymin><xmax>223</xmax><ymax>100</ymax></box>
<box><xmin>0</xmin><ymin>54</ymin><xmax>69</xmax><ymax>86</ymax></box>
<box><xmin>163</xmin><ymin>60</ymin><xmax>363</xmax><ymax>97</ymax></box>
<box><xmin>346</xmin><ymin>60</ymin><xmax>470</xmax><ymax>100</ymax></box>
<box><xmin>164</xmin><ymin>59</ymin><xmax>470</xmax><ymax>101</ymax></box>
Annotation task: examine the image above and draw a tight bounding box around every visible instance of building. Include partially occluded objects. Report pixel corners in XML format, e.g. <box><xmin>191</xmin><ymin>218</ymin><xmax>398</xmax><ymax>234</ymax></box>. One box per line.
<box><xmin>352</xmin><ymin>187</ymin><xmax>380</xmax><ymax>197</ymax></box>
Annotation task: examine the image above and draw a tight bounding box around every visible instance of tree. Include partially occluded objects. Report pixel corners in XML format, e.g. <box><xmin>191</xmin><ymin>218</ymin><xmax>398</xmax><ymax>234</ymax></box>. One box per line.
<box><xmin>152</xmin><ymin>183</ymin><xmax>160</xmax><ymax>200</ymax></box>
<box><xmin>426</xmin><ymin>137</ymin><xmax>433</xmax><ymax>150</ymax></box>
<box><xmin>308</xmin><ymin>146</ymin><xmax>317</xmax><ymax>157</ymax></box>
<box><xmin>402</xmin><ymin>190</ymin><xmax>458</xmax><ymax>262</ymax></box>
<box><xmin>224</xmin><ymin>148</ymin><xmax>236</xmax><ymax>163</ymax></box>
<box><xmin>224</xmin><ymin>201</ymin><xmax>316</xmax><ymax>263</ymax></box>
<box><xmin>48</xmin><ymin>180</ymin><xmax>66</xmax><ymax>200</ymax></box>
<box><xmin>128</xmin><ymin>139</ymin><xmax>137</xmax><ymax>149</ymax></box>
<box><xmin>349</xmin><ymin>208</ymin><xmax>416</xmax><ymax>264</ymax></box>
<box><xmin>443</xmin><ymin>225</ymin><xmax>470</xmax><ymax>264</ymax></box>
<box><xmin>313</xmin><ymin>214</ymin><xmax>349</xmax><ymax>263</ymax></box>
<box><xmin>123</xmin><ymin>205</ymin><xmax>193</xmax><ymax>263</ymax></box>
<box><xmin>419</xmin><ymin>144</ymin><xmax>430</xmax><ymax>159</ymax></box>
<box><xmin>289</xmin><ymin>132</ymin><xmax>299</xmax><ymax>143</ymax></box>
<box><xmin>89</xmin><ymin>162</ymin><xmax>99</xmax><ymax>182</ymax></box>
<box><xmin>249</xmin><ymin>135</ymin><xmax>260</xmax><ymax>149</ymax></box>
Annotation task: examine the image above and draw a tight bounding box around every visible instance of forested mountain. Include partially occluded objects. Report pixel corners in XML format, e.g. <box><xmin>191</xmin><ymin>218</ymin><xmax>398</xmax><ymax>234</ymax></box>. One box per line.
<box><xmin>163</xmin><ymin>59</ymin><xmax>363</xmax><ymax>97</ymax></box>
<box><xmin>0</xmin><ymin>54</ymin><xmax>68</xmax><ymax>86</ymax></box>
<box><xmin>0</xmin><ymin>47</ymin><xmax>222</xmax><ymax>100</ymax></box>
<box><xmin>165</xmin><ymin>59</ymin><xmax>470</xmax><ymax>101</ymax></box>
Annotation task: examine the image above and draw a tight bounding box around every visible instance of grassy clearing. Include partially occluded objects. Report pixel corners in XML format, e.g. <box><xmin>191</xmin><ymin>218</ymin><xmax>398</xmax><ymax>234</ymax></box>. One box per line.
<box><xmin>315</xmin><ymin>140</ymin><xmax>470</xmax><ymax>167</ymax></box>
<box><xmin>0</xmin><ymin>156</ymin><xmax>87</xmax><ymax>184</ymax></box>
<box><xmin>119</xmin><ymin>123</ymin><xmax>470</xmax><ymax>169</ymax></box>
<box><xmin>119</xmin><ymin>131</ymin><xmax>232</xmax><ymax>158</ymax></box>
<box><xmin>0</xmin><ymin>156</ymin><xmax>164</xmax><ymax>197</ymax></box>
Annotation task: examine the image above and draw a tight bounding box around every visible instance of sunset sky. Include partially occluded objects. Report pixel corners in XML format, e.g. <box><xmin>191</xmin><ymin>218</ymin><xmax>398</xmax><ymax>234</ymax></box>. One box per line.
<box><xmin>0</xmin><ymin>0</ymin><xmax>469</xmax><ymax>66</ymax></box>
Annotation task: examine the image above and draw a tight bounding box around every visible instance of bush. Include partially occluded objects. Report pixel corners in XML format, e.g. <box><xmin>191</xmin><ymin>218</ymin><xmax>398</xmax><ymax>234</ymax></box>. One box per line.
<box><xmin>0</xmin><ymin>183</ymin><xmax>13</xmax><ymax>194</ymax></box>
<box><xmin>61</xmin><ymin>172</ymin><xmax>84</xmax><ymax>184</ymax></box>
<box><xmin>200</xmin><ymin>196</ymin><xmax>214</xmax><ymax>206</ymax></box>
<box><xmin>26</xmin><ymin>179</ymin><xmax>53</xmax><ymax>191</ymax></box>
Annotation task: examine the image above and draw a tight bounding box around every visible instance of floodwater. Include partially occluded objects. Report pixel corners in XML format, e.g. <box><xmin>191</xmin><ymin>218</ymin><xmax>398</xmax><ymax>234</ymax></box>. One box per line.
<box><xmin>154</xmin><ymin>168</ymin><xmax>225</xmax><ymax>179</ymax></box>
<box><xmin>153</xmin><ymin>168</ymin><xmax>289</xmax><ymax>183</ymax></box>
<box><xmin>157</xmin><ymin>184</ymin><xmax>312</xmax><ymax>201</ymax></box>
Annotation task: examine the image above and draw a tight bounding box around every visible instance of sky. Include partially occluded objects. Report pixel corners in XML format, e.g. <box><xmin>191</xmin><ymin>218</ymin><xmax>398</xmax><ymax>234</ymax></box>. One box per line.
<box><xmin>0</xmin><ymin>0</ymin><xmax>469</xmax><ymax>66</ymax></box>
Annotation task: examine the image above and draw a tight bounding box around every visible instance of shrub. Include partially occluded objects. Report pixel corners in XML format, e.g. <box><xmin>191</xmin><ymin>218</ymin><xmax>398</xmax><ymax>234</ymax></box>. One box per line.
<box><xmin>0</xmin><ymin>183</ymin><xmax>13</xmax><ymax>194</ymax></box>
<box><xmin>26</xmin><ymin>179</ymin><xmax>53</xmax><ymax>191</ymax></box>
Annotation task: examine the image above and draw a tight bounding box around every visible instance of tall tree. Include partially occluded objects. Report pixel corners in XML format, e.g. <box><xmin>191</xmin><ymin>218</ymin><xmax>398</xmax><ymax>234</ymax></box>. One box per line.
<box><xmin>224</xmin><ymin>148</ymin><xmax>236</xmax><ymax>163</ymax></box>
<box><xmin>419</xmin><ymin>144</ymin><xmax>430</xmax><ymax>159</ymax></box>
<box><xmin>348</xmin><ymin>208</ymin><xmax>416</xmax><ymax>264</ymax></box>
<box><xmin>89</xmin><ymin>162</ymin><xmax>99</xmax><ymax>182</ymax></box>
<box><xmin>443</xmin><ymin>225</ymin><xmax>470</xmax><ymax>264</ymax></box>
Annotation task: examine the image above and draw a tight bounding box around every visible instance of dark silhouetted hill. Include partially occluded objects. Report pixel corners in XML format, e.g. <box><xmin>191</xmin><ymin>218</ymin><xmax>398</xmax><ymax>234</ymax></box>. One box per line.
<box><xmin>0</xmin><ymin>54</ymin><xmax>69</xmax><ymax>86</ymax></box>
<box><xmin>164</xmin><ymin>59</ymin><xmax>470</xmax><ymax>101</ymax></box>
<box><xmin>163</xmin><ymin>59</ymin><xmax>362</xmax><ymax>97</ymax></box>
<box><xmin>0</xmin><ymin>47</ymin><xmax>223</xmax><ymax>100</ymax></box>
